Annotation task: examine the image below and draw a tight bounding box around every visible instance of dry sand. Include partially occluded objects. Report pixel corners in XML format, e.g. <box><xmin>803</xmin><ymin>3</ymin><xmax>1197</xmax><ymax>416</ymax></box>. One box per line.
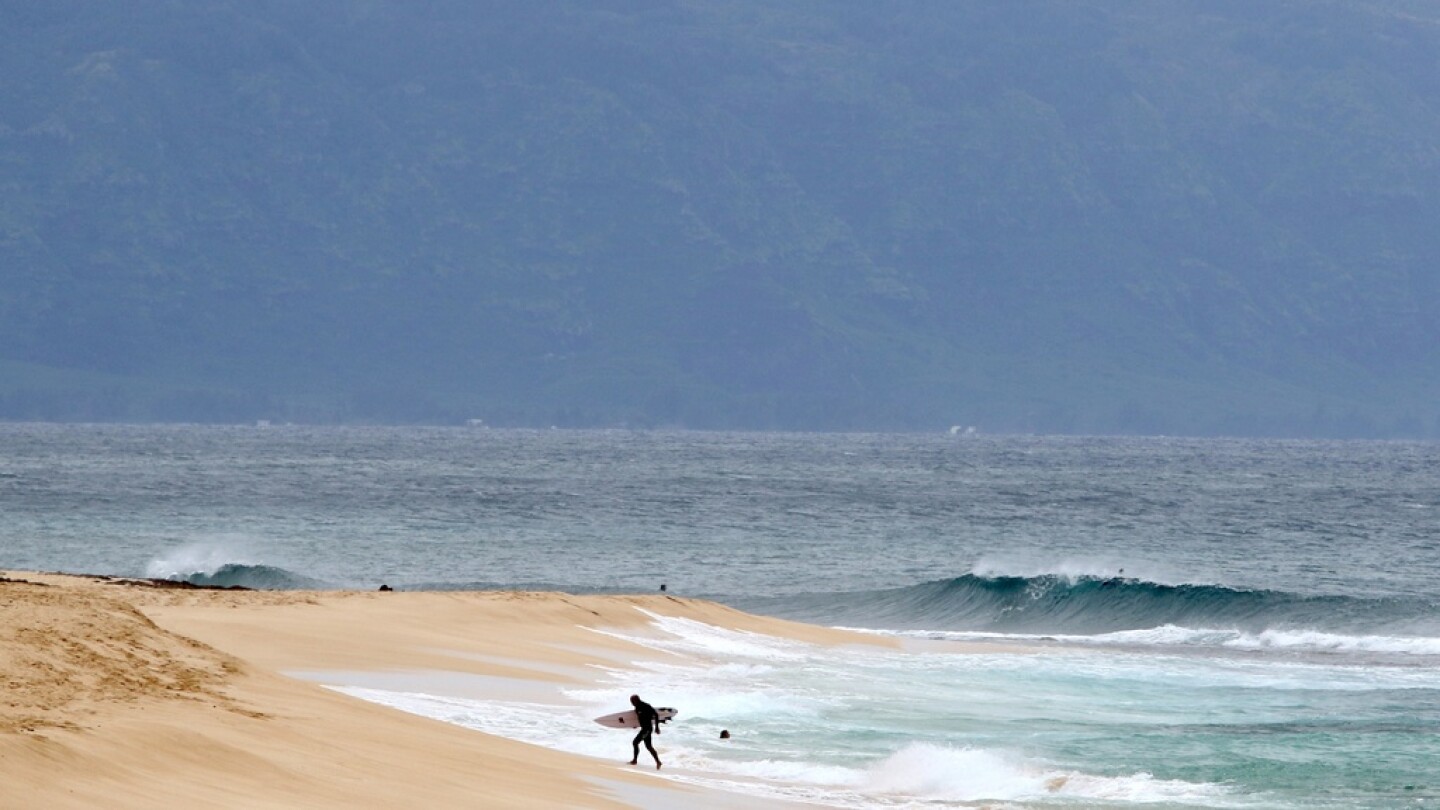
<box><xmin>1</xmin><ymin>571</ymin><xmax>888</xmax><ymax>809</ymax></box>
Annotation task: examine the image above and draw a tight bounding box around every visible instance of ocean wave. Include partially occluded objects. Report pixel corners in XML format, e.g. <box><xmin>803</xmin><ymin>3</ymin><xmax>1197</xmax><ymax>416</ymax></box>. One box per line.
<box><xmin>144</xmin><ymin>543</ymin><xmax>329</xmax><ymax>590</ymax></box>
<box><xmin>163</xmin><ymin>562</ymin><xmax>330</xmax><ymax>590</ymax></box>
<box><xmin>748</xmin><ymin>573</ymin><xmax>1440</xmax><ymax>641</ymax></box>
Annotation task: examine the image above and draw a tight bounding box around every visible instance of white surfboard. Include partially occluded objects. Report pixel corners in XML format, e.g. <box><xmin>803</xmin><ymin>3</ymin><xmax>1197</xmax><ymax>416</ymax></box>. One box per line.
<box><xmin>593</xmin><ymin>706</ymin><xmax>678</xmax><ymax>729</ymax></box>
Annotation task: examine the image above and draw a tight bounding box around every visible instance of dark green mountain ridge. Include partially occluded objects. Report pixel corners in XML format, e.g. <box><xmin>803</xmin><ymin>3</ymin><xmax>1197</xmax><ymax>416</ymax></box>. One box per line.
<box><xmin>2</xmin><ymin>1</ymin><xmax>1438</xmax><ymax>435</ymax></box>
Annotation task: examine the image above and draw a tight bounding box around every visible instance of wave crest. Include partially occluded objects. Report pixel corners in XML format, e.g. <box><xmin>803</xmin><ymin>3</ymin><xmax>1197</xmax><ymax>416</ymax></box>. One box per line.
<box><xmin>169</xmin><ymin>562</ymin><xmax>328</xmax><ymax>590</ymax></box>
<box><xmin>755</xmin><ymin>573</ymin><xmax>1440</xmax><ymax>640</ymax></box>
<box><xmin>145</xmin><ymin>541</ymin><xmax>327</xmax><ymax>590</ymax></box>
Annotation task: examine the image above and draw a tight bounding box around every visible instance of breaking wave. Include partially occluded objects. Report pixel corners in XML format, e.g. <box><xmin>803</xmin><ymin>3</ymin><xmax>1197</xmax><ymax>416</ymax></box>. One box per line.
<box><xmin>145</xmin><ymin>542</ymin><xmax>329</xmax><ymax>590</ymax></box>
<box><xmin>162</xmin><ymin>562</ymin><xmax>329</xmax><ymax>590</ymax></box>
<box><xmin>750</xmin><ymin>573</ymin><xmax>1440</xmax><ymax>647</ymax></box>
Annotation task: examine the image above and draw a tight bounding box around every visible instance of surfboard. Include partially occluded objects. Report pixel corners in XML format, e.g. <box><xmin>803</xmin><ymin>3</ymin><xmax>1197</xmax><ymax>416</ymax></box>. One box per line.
<box><xmin>593</xmin><ymin>706</ymin><xmax>678</xmax><ymax>729</ymax></box>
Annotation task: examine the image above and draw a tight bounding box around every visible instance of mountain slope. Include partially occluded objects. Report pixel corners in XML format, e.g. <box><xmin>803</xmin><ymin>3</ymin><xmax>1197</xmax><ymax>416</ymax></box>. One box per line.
<box><xmin>2</xmin><ymin>1</ymin><xmax>1437</xmax><ymax>435</ymax></box>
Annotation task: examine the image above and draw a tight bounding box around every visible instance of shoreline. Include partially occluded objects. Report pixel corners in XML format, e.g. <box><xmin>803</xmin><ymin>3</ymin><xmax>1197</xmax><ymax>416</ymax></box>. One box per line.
<box><xmin>1</xmin><ymin>570</ymin><xmax>889</xmax><ymax>809</ymax></box>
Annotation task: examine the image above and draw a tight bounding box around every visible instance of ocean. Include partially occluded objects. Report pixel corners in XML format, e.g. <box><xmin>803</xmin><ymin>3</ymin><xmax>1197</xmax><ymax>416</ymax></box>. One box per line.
<box><xmin>2</xmin><ymin>424</ymin><xmax>1437</xmax><ymax>807</ymax></box>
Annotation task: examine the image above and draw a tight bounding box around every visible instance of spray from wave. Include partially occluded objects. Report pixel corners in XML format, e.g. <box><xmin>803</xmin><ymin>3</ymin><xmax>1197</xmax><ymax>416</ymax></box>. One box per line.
<box><xmin>144</xmin><ymin>540</ymin><xmax>328</xmax><ymax>590</ymax></box>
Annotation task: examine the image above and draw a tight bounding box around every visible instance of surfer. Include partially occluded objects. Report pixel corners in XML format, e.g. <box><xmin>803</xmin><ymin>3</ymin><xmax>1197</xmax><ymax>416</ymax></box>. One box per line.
<box><xmin>627</xmin><ymin>694</ymin><xmax>662</xmax><ymax>769</ymax></box>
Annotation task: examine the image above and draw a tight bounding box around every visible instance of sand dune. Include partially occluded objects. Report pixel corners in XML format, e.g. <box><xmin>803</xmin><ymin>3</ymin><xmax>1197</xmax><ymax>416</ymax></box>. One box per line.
<box><xmin>1</xmin><ymin>572</ymin><xmax>880</xmax><ymax>808</ymax></box>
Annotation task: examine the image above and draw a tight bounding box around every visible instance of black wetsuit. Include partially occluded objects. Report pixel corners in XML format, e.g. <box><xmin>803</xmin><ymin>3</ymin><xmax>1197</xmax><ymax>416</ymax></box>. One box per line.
<box><xmin>631</xmin><ymin>699</ymin><xmax>661</xmax><ymax>766</ymax></box>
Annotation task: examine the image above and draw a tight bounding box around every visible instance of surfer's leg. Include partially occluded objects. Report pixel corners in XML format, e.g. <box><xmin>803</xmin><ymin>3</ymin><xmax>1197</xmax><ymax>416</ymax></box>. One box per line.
<box><xmin>643</xmin><ymin>732</ymin><xmax>661</xmax><ymax>768</ymax></box>
<box><xmin>629</xmin><ymin>729</ymin><xmax>642</xmax><ymax>764</ymax></box>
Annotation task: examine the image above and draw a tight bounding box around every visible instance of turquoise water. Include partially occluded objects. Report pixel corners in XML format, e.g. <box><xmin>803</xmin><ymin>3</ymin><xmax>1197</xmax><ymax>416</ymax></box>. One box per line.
<box><xmin>327</xmin><ymin>611</ymin><xmax>1439</xmax><ymax>807</ymax></box>
<box><xmin>2</xmin><ymin>425</ymin><xmax>1438</xmax><ymax>806</ymax></box>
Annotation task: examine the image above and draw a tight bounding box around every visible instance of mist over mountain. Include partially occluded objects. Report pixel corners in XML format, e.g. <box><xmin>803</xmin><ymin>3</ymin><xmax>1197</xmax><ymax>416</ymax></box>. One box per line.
<box><xmin>3</xmin><ymin>0</ymin><xmax>1438</xmax><ymax>436</ymax></box>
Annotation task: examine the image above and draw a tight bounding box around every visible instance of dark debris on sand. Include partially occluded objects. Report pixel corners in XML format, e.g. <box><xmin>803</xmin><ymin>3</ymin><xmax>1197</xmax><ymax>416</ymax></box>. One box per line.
<box><xmin>105</xmin><ymin>576</ymin><xmax>253</xmax><ymax>592</ymax></box>
<box><xmin>56</xmin><ymin>572</ymin><xmax>256</xmax><ymax>592</ymax></box>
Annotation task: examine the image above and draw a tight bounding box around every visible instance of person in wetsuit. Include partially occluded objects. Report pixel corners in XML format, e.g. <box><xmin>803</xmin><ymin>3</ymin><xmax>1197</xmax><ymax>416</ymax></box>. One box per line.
<box><xmin>628</xmin><ymin>694</ymin><xmax>662</xmax><ymax>769</ymax></box>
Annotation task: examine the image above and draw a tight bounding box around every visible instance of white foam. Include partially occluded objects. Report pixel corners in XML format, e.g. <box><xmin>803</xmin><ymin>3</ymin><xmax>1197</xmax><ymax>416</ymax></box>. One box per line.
<box><xmin>595</xmin><ymin>611</ymin><xmax>814</xmax><ymax>662</ymax></box>
<box><xmin>862</xmin><ymin>745</ymin><xmax>1041</xmax><ymax>800</ymax></box>
<box><xmin>896</xmin><ymin>623</ymin><xmax>1440</xmax><ymax>658</ymax></box>
<box><xmin>565</xmin><ymin>676</ymin><xmax>804</xmax><ymax>726</ymax></box>
<box><xmin>330</xmin><ymin>686</ymin><xmax>623</xmax><ymax>760</ymax></box>
<box><xmin>1082</xmin><ymin>624</ymin><xmax>1440</xmax><ymax>658</ymax></box>
<box><xmin>321</xmin><ymin>603</ymin><xmax>1321</xmax><ymax>810</ymax></box>
<box><xmin>859</xmin><ymin>743</ymin><xmax>1234</xmax><ymax>805</ymax></box>
<box><xmin>710</xmin><ymin>756</ymin><xmax>860</xmax><ymax>786</ymax></box>
<box><xmin>1227</xmin><ymin>627</ymin><xmax>1440</xmax><ymax>656</ymax></box>
<box><xmin>855</xmin><ymin>630</ymin><xmax>1440</xmax><ymax>700</ymax></box>
<box><xmin>333</xmin><ymin>682</ymin><xmax>1241</xmax><ymax>809</ymax></box>
<box><xmin>1052</xmin><ymin>767</ymin><xmax>1238</xmax><ymax>804</ymax></box>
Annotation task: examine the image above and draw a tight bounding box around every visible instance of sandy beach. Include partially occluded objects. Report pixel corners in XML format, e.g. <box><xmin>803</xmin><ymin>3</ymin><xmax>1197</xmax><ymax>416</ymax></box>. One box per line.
<box><xmin>0</xmin><ymin>571</ymin><xmax>885</xmax><ymax>809</ymax></box>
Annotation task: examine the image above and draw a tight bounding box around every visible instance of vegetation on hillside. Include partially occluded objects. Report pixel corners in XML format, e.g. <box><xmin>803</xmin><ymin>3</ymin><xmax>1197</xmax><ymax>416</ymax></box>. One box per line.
<box><xmin>2</xmin><ymin>1</ymin><xmax>1438</xmax><ymax>435</ymax></box>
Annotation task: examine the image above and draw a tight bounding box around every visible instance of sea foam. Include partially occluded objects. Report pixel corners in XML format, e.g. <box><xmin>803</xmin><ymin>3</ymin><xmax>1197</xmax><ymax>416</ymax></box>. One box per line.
<box><xmin>860</xmin><ymin>743</ymin><xmax>1233</xmax><ymax>805</ymax></box>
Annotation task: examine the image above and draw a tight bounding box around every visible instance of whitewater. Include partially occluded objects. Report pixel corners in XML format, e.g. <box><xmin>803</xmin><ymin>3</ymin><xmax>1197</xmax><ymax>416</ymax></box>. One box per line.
<box><xmin>2</xmin><ymin>424</ymin><xmax>1437</xmax><ymax>807</ymax></box>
